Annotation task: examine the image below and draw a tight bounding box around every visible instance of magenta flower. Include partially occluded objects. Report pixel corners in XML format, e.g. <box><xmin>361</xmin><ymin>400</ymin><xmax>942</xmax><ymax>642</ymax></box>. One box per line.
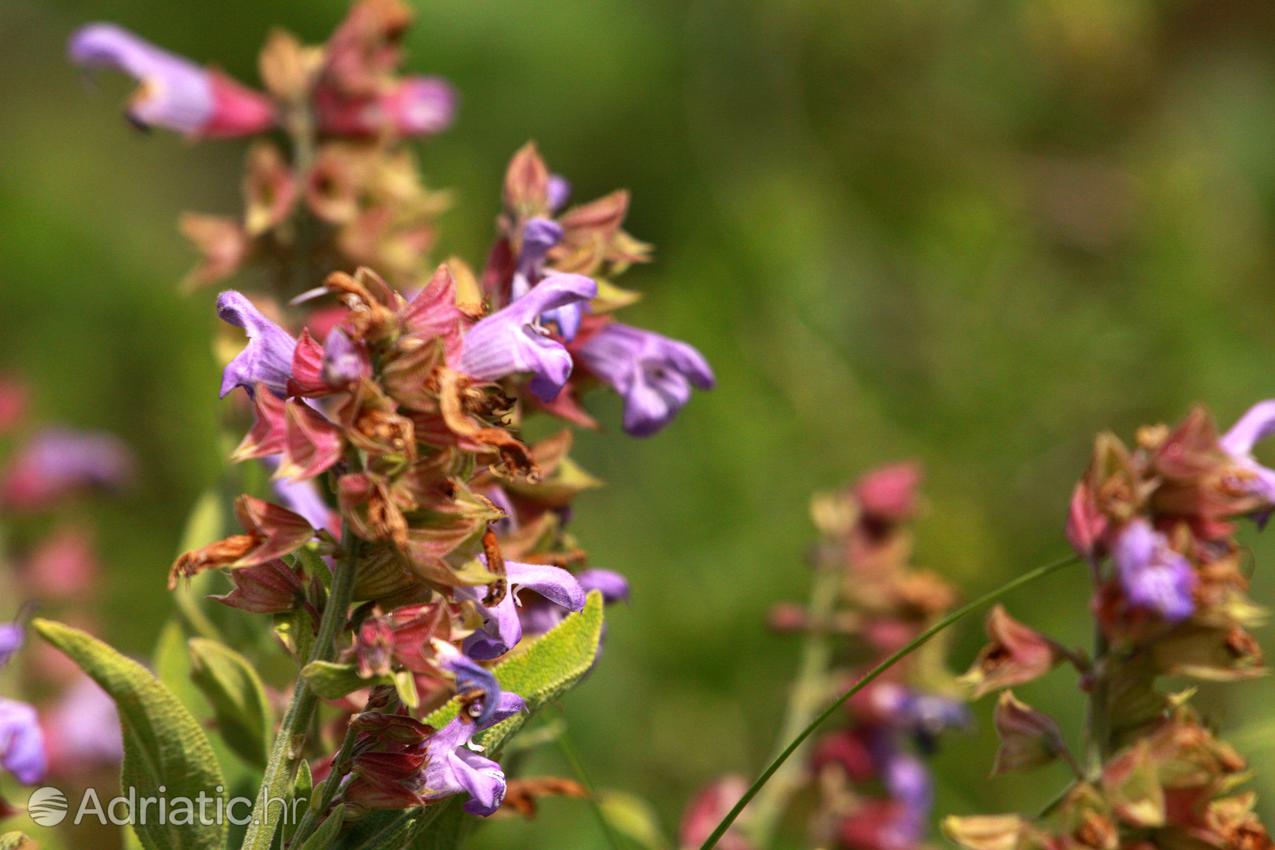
<box><xmin>0</xmin><ymin>428</ymin><xmax>134</xmax><ymax>511</ymax></box>
<box><xmin>459</xmin><ymin>273</ymin><xmax>597</xmax><ymax>401</ymax></box>
<box><xmin>577</xmin><ymin>322</ymin><xmax>715</xmax><ymax>436</ymax></box>
<box><xmin>1112</xmin><ymin>518</ymin><xmax>1197</xmax><ymax>622</ymax></box>
<box><xmin>460</xmin><ymin>560</ymin><xmax>586</xmax><ymax>660</ymax></box>
<box><xmin>315</xmin><ymin>77</ymin><xmax>457</xmax><ymax>137</ymax></box>
<box><xmin>68</xmin><ymin>24</ymin><xmax>274</xmax><ymax>137</ymax></box>
<box><xmin>0</xmin><ymin>698</ymin><xmax>46</xmax><ymax>785</ymax></box>
<box><xmin>547</xmin><ymin>174</ymin><xmax>571</xmax><ymax>212</ymax></box>
<box><xmin>217</xmin><ymin>291</ymin><xmax>298</xmax><ymax>398</ymax></box>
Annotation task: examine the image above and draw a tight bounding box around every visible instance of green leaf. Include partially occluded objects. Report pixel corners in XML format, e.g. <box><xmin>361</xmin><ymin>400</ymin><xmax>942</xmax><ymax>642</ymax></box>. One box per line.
<box><xmin>188</xmin><ymin>637</ymin><xmax>274</xmax><ymax>768</ymax></box>
<box><xmin>31</xmin><ymin>619</ymin><xmax>227</xmax><ymax>850</ymax></box>
<box><xmin>296</xmin><ymin>804</ymin><xmax>345</xmax><ymax>850</ymax></box>
<box><xmin>301</xmin><ymin>661</ymin><xmax>383</xmax><ymax>699</ymax></box>
<box><xmin>425</xmin><ymin>590</ymin><xmax>605</xmax><ymax>753</ymax></box>
<box><xmin>599</xmin><ymin>791</ymin><xmax>670</xmax><ymax>850</ymax></box>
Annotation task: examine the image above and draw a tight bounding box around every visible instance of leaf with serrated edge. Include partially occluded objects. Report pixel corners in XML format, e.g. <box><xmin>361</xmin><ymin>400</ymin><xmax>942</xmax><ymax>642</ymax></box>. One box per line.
<box><xmin>188</xmin><ymin>637</ymin><xmax>274</xmax><ymax>768</ymax></box>
<box><xmin>31</xmin><ymin>619</ymin><xmax>227</xmax><ymax>850</ymax></box>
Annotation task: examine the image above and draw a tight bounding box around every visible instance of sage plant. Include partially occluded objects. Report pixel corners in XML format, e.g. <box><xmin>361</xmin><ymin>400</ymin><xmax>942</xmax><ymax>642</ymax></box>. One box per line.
<box><xmin>682</xmin><ymin>464</ymin><xmax>969</xmax><ymax>850</ymax></box>
<box><xmin>945</xmin><ymin>404</ymin><xmax>1275</xmax><ymax>850</ymax></box>
<box><xmin>0</xmin><ymin>2</ymin><xmax>713</xmax><ymax>848</ymax></box>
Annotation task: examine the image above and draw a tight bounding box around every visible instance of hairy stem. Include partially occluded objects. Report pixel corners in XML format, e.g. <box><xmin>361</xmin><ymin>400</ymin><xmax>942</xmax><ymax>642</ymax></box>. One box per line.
<box><xmin>697</xmin><ymin>552</ymin><xmax>1083</xmax><ymax>850</ymax></box>
<box><xmin>742</xmin><ymin>550</ymin><xmax>841</xmax><ymax>846</ymax></box>
<box><xmin>239</xmin><ymin>531</ymin><xmax>359</xmax><ymax>850</ymax></box>
<box><xmin>288</xmin><ymin>714</ymin><xmax>361</xmax><ymax>847</ymax></box>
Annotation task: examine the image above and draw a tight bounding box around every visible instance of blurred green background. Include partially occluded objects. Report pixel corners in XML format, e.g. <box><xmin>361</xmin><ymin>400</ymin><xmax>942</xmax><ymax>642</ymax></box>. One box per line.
<box><xmin>6</xmin><ymin>0</ymin><xmax>1275</xmax><ymax>847</ymax></box>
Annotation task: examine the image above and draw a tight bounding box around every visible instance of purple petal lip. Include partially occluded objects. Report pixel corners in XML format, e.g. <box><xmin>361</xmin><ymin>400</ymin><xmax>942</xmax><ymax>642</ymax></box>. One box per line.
<box><xmin>217</xmin><ymin>291</ymin><xmax>298</xmax><ymax>398</ymax></box>
<box><xmin>0</xmin><ymin>698</ymin><xmax>46</xmax><ymax>785</ymax></box>
<box><xmin>577</xmin><ymin>322</ymin><xmax>715</xmax><ymax>436</ymax></box>
<box><xmin>458</xmin><ymin>274</ymin><xmax>597</xmax><ymax>400</ymax></box>
<box><xmin>1112</xmin><ymin>519</ymin><xmax>1197</xmax><ymax>622</ymax></box>
<box><xmin>1221</xmin><ymin>400</ymin><xmax>1275</xmax><ymax>457</ymax></box>
<box><xmin>68</xmin><ymin>23</ymin><xmax>214</xmax><ymax>133</ymax></box>
<box><xmin>0</xmin><ymin>624</ymin><xmax>23</xmax><ymax>668</ymax></box>
<box><xmin>547</xmin><ymin>174</ymin><xmax>571</xmax><ymax>212</ymax></box>
<box><xmin>460</xmin><ymin>560</ymin><xmax>586</xmax><ymax>660</ymax></box>
<box><xmin>578</xmin><ymin>569</ymin><xmax>629</xmax><ymax>604</ymax></box>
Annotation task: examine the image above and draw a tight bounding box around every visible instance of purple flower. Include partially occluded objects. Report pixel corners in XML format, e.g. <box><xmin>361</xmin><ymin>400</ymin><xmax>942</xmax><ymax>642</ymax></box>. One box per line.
<box><xmin>578</xmin><ymin>569</ymin><xmax>630</xmax><ymax>604</ymax></box>
<box><xmin>217</xmin><ymin>291</ymin><xmax>298</xmax><ymax>398</ymax></box>
<box><xmin>438</xmin><ymin>650</ymin><xmax>502</xmax><ymax>728</ymax></box>
<box><xmin>387</xmin><ymin>77</ymin><xmax>457</xmax><ymax>136</ymax></box>
<box><xmin>459</xmin><ymin>274</ymin><xmax>597</xmax><ymax>401</ymax></box>
<box><xmin>68</xmin><ymin>24</ymin><xmax>273</xmax><ymax>136</ymax></box>
<box><xmin>423</xmin><ymin>692</ymin><xmax>524</xmax><ymax>816</ymax></box>
<box><xmin>511</xmin><ymin>218</ymin><xmax>586</xmax><ymax>343</ymax></box>
<box><xmin>322</xmin><ymin>327</ymin><xmax>370</xmax><ymax>386</ymax></box>
<box><xmin>46</xmin><ymin>676</ymin><xmax>123</xmax><ymax>769</ymax></box>
<box><xmin>547</xmin><ymin>175</ymin><xmax>571</xmax><ymax>212</ymax></box>
<box><xmin>1112</xmin><ymin>519</ymin><xmax>1197</xmax><ymax>622</ymax></box>
<box><xmin>881</xmin><ymin>750</ymin><xmax>932</xmax><ymax>846</ymax></box>
<box><xmin>1221</xmin><ymin>400</ymin><xmax>1275</xmax><ymax>505</ymax></box>
<box><xmin>461</xmin><ymin>560</ymin><xmax>586</xmax><ymax>660</ymax></box>
<box><xmin>0</xmin><ymin>428</ymin><xmax>135</xmax><ymax>511</ymax></box>
<box><xmin>0</xmin><ymin>624</ymin><xmax>23</xmax><ymax>668</ymax></box>
<box><xmin>0</xmin><ymin>698</ymin><xmax>46</xmax><ymax>785</ymax></box>
<box><xmin>577</xmin><ymin>323</ymin><xmax>715</xmax><ymax>437</ymax></box>
<box><xmin>266</xmin><ymin>463</ymin><xmax>335</xmax><ymax>532</ymax></box>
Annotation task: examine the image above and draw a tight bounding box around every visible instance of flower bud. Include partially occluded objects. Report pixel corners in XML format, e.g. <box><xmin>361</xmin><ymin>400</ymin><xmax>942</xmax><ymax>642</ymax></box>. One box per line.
<box><xmin>991</xmin><ymin>691</ymin><xmax>1071</xmax><ymax>775</ymax></box>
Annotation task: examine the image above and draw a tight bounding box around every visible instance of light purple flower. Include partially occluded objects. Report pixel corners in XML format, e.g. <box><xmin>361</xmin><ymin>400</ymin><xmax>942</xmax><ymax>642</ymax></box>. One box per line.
<box><xmin>1112</xmin><ymin>518</ymin><xmax>1197</xmax><ymax>622</ymax></box>
<box><xmin>438</xmin><ymin>650</ymin><xmax>501</xmax><ymax>728</ymax></box>
<box><xmin>69</xmin><ymin>24</ymin><xmax>274</xmax><ymax>137</ymax></box>
<box><xmin>217</xmin><ymin>291</ymin><xmax>298</xmax><ymax>398</ymax></box>
<box><xmin>322</xmin><ymin>327</ymin><xmax>370</xmax><ymax>386</ymax></box>
<box><xmin>511</xmin><ymin>218</ymin><xmax>585</xmax><ymax>342</ymax></box>
<box><xmin>423</xmin><ymin>691</ymin><xmax>524</xmax><ymax>816</ymax></box>
<box><xmin>870</xmin><ymin>683</ymin><xmax>970</xmax><ymax>744</ymax></box>
<box><xmin>69</xmin><ymin>24</ymin><xmax>214</xmax><ymax>133</ymax></box>
<box><xmin>1221</xmin><ymin>400</ymin><xmax>1275</xmax><ymax>505</ymax></box>
<box><xmin>461</xmin><ymin>560</ymin><xmax>586</xmax><ymax>660</ymax></box>
<box><xmin>0</xmin><ymin>624</ymin><xmax>23</xmax><ymax>668</ymax></box>
<box><xmin>547</xmin><ymin>175</ymin><xmax>571</xmax><ymax>212</ymax></box>
<box><xmin>459</xmin><ymin>274</ymin><xmax>597</xmax><ymax>401</ymax></box>
<box><xmin>0</xmin><ymin>698</ymin><xmax>46</xmax><ymax>785</ymax></box>
<box><xmin>577</xmin><ymin>322</ymin><xmax>715</xmax><ymax>437</ymax></box>
<box><xmin>46</xmin><ymin>676</ymin><xmax>123</xmax><ymax>769</ymax></box>
<box><xmin>578</xmin><ymin>569</ymin><xmax>630</xmax><ymax>604</ymax></box>
<box><xmin>0</xmin><ymin>428</ymin><xmax>135</xmax><ymax>510</ymax></box>
<box><xmin>881</xmin><ymin>750</ymin><xmax>932</xmax><ymax>846</ymax></box>
<box><xmin>388</xmin><ymin>77</ymin><xmax>457</xmax><ymax>136</ymax></box>
<box><xmin>266</xmin><ymin>462</ymin><xmax>335</xmax><ymax>532</ymax></box>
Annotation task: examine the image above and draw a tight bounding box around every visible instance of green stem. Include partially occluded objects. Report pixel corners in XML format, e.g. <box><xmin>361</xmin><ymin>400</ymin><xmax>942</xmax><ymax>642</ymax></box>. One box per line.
<box><xmin>239</xmin><ymin>531</ymin><xmax>360</xmax><ymax>850</ymax></box>
<box><xmin>1084</xmin><ymin>623</ymin><xmax>1111</xmax><ymax>777</ymax></box>
<box><xmin>697</xmin><ymin>552</ymin><xmax>1083</xmax><ymax>850</ymax></box>
<box><xmin>288</xmin><ymin>716</ymin><xmax>361</xmax><ymax>847</ymax></box>
<box><xmin>741</xmin><ymin>552</ymin><xmax>841</xmax><ymax>846</ymax></box>
<box><xmin>556</xmin><ymin>718</ymin><xmax>625</xmax><ymax>850</ymax></box>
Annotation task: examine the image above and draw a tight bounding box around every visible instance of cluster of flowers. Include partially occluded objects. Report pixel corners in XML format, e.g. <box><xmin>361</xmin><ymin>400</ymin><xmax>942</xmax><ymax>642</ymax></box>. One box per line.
<box><xmin>946</xmin><ymin>402</ymin><xmax>1275</xmax><ymax>850</ymax></box>
<box><xmin>0</xmin><ymin>375</ymin><xmax>131</xmax><ymax>811</ymax></box>
<box><xmin>63</xmin><ymin>0</ymin><xmax>714</xmax><ymax>835</ymax></box>
<box><xmin>682</xmin><ymin>464</ymin><xmax>969</xmax><ymax>850</ymax></box>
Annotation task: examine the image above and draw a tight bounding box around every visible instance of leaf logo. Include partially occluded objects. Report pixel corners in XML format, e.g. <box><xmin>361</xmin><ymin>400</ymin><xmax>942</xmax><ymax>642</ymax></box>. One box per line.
<box><xmin>27</xmin><ymin>786</ymin><xmax>68</xmax><ymax>827</ymax></box>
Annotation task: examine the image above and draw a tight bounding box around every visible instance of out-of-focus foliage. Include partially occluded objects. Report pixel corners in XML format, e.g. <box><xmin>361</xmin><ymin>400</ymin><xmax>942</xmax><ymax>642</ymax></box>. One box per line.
<box><xmin>6</xmin><ymin>1</ymin><xmax>1275</xmax><ymax>848</ymax></box>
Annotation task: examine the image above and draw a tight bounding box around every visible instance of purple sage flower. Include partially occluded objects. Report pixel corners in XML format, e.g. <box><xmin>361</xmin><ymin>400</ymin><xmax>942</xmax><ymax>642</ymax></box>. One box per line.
<box><xmin>45</xmin><ymin>676</ymin><xmax>123</xmax><ymax>770</ymax></box>
<box><xmin>265</xmin><ymin>461</ymin><xmax>336</xmax><ymax>532</ymax></box>
<box><xmin>68</xmin><ymin>24</ymin><xmax>273</xmax><ymax>136</ymax></box>
<box><xmin>459</xmin><ymin>274</ymin><xmax>597</xmax><ymax>401</ymax></box>
<box><xmin>423</xmin><ymin>691</ymin><xmax>524</xmax><ymax>816</ymax></box>
<box><xmin>322</xmin><ymin>327</ymin><xmax>370</xmax><ymax>386</ymax></box>
<box><xmin>217</xmin><ymin>291</ymin><xmax>298</xmax><ymax>398</ymax></box>
<box><xmin>388</xmin><ymin>77</ymin><xmax>457</xmax><ymax>136</ymax></box>
<box><xmin>578</xmin><ymin>569</ymin><xmax>630</xmax><ymax>604</ymax></box>
<box><xmin>547</xmin><ymin>174</ymin><xmax>571</xmax><ymax>212</ymax></box>
<box><xmin>1221</xmin><ymin>400</ymin><xmax>1275</xmax><ymax>505</ymax></box>
<box><xmin>461</xmin><ymin>560</ymin><xmax>586</xmax><ymax>660</ymax></box>
<box><xmin>577</xmin><ymin>322</ymin><xmax>715</xmax><ymax>437</ymax></box>
<box><xmin>0</xmin><ymin>624</ymin><xmax>23</xmax><ymax>669</ymax></box>
<box><xmin>0</xmin><ymin>428</ymin><xmax>135</xmax><ymax>511</ymax></box>
<box><xmin>880</xmin><ymin>749</ymin><xmax>932</xmax><ymax>846</ymax></box>
<box><xmin>0</xmin><ymin>698</ymin><xmax>46</xmax><ymax>785</ymax></box>
<box><xmin>438</xmin><ymin>649</ymin><xmax>502</xmax><ymax>728</ymax></box>
<box><xmin>1112</xmin><ymin>518</ymin><xmax>1197</xmax><ymax>622</ymax></box>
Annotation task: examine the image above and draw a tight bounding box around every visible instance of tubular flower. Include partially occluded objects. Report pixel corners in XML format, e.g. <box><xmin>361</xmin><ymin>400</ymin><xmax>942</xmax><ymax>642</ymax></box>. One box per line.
<box><xmin>577</xmin><ymin>322</ymin><xmax>715</xmax><ymax>436</ymax></box>
<box><xmin>1111</xmin><ymin>519</ymin><xmax>1197</xmax><ymax>623</ymax></box>
<box><xmin>460</xmin><ymin>561</ymin><xmax>587</xmax><ymax>660</ymax></box>
<box><xmin>0</xmin><ymin>428</ymin><xmax>134</xmax><ymax>511</ymax></box>
<box><xmin>0</xmin><ymin>624</ymin><xmax>22</xmax><ymax>668</ymax></box>
<box><xmin>1219</xmin><ymin>399</ymin><xmax>1275</xmax><ymax>505</ymax></box>
<box><xmin>0</xmin><ymin>699</ymin><xmax>46</xmax><ymax>785</ymax></box>
<box><xmin>459</xmin><ymin>273</ymin><xmax>597</xmax><ymax>401</ymax></box>
<box><xmin>422</xmin><ymin>694</ymin><xmax>524</xmax><ymax>816</ymax></box>
<box><xmin>217</xmin><ymin>291</ymin><xmax>298</xmax><ymax>398</ymax></box>
<box><xmin>68</xmin><ymin>24</ymin><xmax>274</xmax><ymax>136</ymax></box>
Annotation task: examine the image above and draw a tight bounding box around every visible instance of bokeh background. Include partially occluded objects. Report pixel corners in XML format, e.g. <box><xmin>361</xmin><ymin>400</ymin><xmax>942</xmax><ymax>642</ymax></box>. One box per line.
<box><xmin>6</xmin><ymin>0</ymin><xmax>1275</xmax><ymax>847</ymax></box>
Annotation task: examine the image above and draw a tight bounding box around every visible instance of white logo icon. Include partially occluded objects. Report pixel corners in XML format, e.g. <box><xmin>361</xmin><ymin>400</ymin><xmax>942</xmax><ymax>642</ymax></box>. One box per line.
<box><xmin>28</xmin><ymin>786</ymin><xmax>69</xmax><ymax>827</ymax></box>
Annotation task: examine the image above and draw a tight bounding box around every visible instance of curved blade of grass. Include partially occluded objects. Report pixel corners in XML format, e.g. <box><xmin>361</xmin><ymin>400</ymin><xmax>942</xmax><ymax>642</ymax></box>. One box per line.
<box><xmin>698</xmin><ymin>552</ymin><xmax>1082</xmax><ymax>850</ymax></box>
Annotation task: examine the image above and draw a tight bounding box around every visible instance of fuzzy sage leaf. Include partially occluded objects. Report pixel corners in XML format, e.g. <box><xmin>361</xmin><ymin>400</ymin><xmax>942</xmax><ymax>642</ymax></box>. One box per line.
<box><xmin>31</xmin><ymin>618</ymin><xmax>228</xmax><ymax>850</ymax></box>
<box><xmin>188</xmin><ymin>637</ymin><xmax>274</xmax><ymax>768</ymax></box>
